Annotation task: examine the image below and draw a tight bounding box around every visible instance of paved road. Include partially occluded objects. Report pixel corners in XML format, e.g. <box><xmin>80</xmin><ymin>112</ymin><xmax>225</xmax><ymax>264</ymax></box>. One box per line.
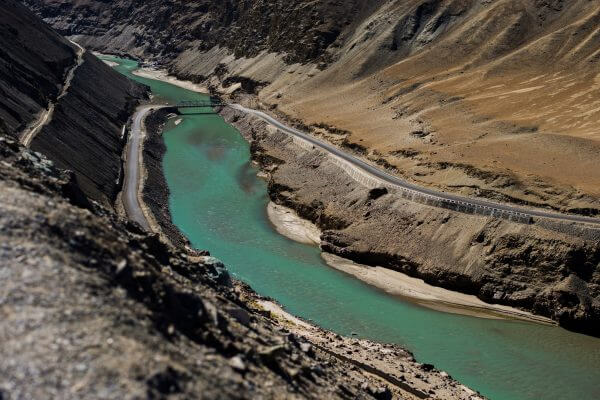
<box><xmin>230</xmin><ymin>104</ymin><xmax>600</xmax><ymax>226</ymax></box>
<box><xmin>123</xmin><ymin>105</ymin><xmax>159</xmax><ymax>230</ymax></box>
<box><xmin>21</xmin><ymin>41</ymin><xmax>85</xmax><ymax>147</ymax></box>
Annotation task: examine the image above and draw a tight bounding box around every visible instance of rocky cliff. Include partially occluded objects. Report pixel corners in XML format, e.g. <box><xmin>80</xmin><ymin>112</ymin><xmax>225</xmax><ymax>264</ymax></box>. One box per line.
<box><xmin>3</xmin><ymin>0</ymin><xmax>148</xmax><ymax>206</ymax></box>
<box><xmin>0</xmin><ymin>0</ymin><xmax>73</xmax><ymax>136</ymax></box>
<box><xmin>29</xmin><ymin>51</ymin><xmax>147</xmax><ymax>206</ymax></box>
<box><xmin>24</xmin><ymin>0</ymin><xmax>600</xmax><ymax>214</ymax></box>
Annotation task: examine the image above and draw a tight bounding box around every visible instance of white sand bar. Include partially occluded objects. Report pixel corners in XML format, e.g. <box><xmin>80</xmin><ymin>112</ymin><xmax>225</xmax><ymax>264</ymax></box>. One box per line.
<box><xmin>133</xmin><ymin>67</ymin><xmax>208</xmax><ymax>93</ymax></box>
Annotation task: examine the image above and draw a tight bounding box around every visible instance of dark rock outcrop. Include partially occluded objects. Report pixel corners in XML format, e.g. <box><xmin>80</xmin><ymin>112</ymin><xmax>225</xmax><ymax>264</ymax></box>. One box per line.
<box><xmin>142</xmin><ymin>107</ymin><xmax>189</xmax><ymax>247</ymax></box>
<box><xmin>0</xmin><ymin>0</ymin><xmax>74</xmax><ymax>136</ymax></box>
<box><xmin>31</xmin><ymin>53</ymin><xmax>145</xmax><ymax>205</ymax></box>
<box><xmin>2</xmin><ymin>0</ymin><xmax>148</xmax><ymax>206</ymax></box>
<box><xmin>30</xmin><ymin>52</ymin><xmax>147</xmax><ymax>205</ymax></box>
<box><xmin>23</xmin><ymin>0</ymin><xmax>383</xmax><ymax>65</ymax></box>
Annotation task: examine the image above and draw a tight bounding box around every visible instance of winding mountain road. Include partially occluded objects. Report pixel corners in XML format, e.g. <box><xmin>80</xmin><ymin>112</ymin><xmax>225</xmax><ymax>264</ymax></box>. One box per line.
<box><xmin>122</xmin><ymin>101</ymin><xmax>600</xmax><ymax>229</ymax></box>
<box><xmin>21</xmin><ymin>40</ymin><xmax>85</xmax><ymax>147</ymax></box>
<box><xmin>230</xmin><ymin>104</ymin><xmax>600</xmax><ymax>226</ymax></box>
<box><xmin>122</xmin><ymin>105</ymin><xmax>160</xmax><ymax>230</ymax></box>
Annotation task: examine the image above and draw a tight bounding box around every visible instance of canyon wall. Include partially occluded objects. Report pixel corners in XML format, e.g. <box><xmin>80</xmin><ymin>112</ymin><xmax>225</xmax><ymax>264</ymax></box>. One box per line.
<box><xmin>24</xmin><ymin>0</ymin><xmax>600</xmax><ymax>334</ymax></box>
<box><xmin>222</xmin><ymin>107</ymin><xmax>600</xmax><ymax>336</ymax></box>
<box><xmin>25</xmin><ymin>0</ymin><xmax>600</xmax><ymax>214</ymax></box>
<box><xmin>29</xmin><ymin>52</ymin><xmax>147</xmax><ymax>205</ymax></box>
<box><xmin>2</xmin><ymin>0</ymin><xmax>148</xmax><ymax>206</ymax></box>
<box><xmin>0</xmin><ymin>0</ymin><xmax>74</xmax><ymax>136</ymax></box>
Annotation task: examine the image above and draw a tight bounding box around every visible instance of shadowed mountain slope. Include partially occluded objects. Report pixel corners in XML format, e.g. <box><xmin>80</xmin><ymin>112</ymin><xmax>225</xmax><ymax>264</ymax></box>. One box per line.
<box><xmin>2</xmin><ymin>0</ymin><xmax>148</xmax><ymax>206</ymax></box>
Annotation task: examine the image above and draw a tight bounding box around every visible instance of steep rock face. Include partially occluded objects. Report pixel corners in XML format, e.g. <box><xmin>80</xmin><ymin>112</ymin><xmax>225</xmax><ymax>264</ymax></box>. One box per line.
<box><xmin>0</xmin><ymin>0</ymin><xmax>74</xmax><ymax>136</ymax></box>
<box><xmin>222</xmin><ymin>107</ymin><xmax>600</xmax><ymax>336</ymax></box>
<box><xmin>2</xmin><ymin>0</ymin><xmax>148</xmax><ymax>206</ymax></box>
<box><xmin>23</xmin><ymin>0</ymin><xmax>384</xmax><ymax>64</ymax></box>
<box><xmin>24</xmin><ymin>0</ymin><xmax>600</xmax><ymax>214</ymax></box>
<box><xmin>29</xmin><ymin>52</ymin><xmax>146</xmax><ymax>205</ymax></box>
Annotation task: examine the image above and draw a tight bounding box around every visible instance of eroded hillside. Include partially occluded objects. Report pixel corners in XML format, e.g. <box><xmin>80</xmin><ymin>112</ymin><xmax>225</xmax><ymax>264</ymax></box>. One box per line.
<box><xmin>2</xmin><ymin>0</ymin><xmax>148</xmax><ymax>206</ymax></box>
<box><xmin>25</xmin><ymin>0</ymin><xmax>600</xmax><ymax>215</ymax></box>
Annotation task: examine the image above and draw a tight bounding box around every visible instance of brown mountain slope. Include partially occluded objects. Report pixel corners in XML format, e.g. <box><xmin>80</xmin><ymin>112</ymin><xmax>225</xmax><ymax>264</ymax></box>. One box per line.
<box><xmin>24</xmin><ymin>0</ymin><xmax>600</xmax><ymax>214</ymax></box>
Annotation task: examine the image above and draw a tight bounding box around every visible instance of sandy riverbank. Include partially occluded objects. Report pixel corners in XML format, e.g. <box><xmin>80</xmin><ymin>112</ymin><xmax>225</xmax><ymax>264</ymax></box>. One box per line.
<box><xmin>133</xmin><ymin>67</ymin><xmax>208</xmax><ymax>93</ymax></box>
<box><xmin>268</xmin><ymin>201</ymin><xmax>554</xmax><ymax>324</ymax></box>
<box><xmin>267</xmin><ymin>202</ymin><xmax>321</xmax><ymax>245</ymax></box>
<box><xmin>322</xmin><ymin>253</ymin><xmax>554</xmax><ymax>324</ymax></box>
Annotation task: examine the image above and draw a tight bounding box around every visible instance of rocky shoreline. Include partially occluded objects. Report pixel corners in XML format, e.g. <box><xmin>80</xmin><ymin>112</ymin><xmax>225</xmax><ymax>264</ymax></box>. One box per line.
<box><xmin>218</xmin><ymin>105</ymin><xmax>600</xmax><ymax>336</ymax></box>
<box><xmin>133</xmin><ymin>95</ymin><xmax>485</xmax><ymax>400</ymax></box>
<box><xmin>134</xmin><ymin>65</ymin><xmax>600</xmax><ymax>335</ymax></box>
<box><xmin>140</xmin><ymin>106</ymin><xmax>194</xmax><ymax>249</ymax></box>
<box><xmin>247</xmin><ymin>293</ymin><xmax>486</xmax><ymax>400</ymax></box>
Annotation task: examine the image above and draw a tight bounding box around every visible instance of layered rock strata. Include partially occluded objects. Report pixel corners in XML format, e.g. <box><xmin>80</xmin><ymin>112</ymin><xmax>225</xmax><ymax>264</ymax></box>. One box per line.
<box><xmin>221</xmin><ymin>107</ymin><xmax>600</xmax><ymax>336</ymax></box>
<box><xmin>3</xmin><ymin>0</ymin><xmax>148</xmax><ymax>206</ymax></box>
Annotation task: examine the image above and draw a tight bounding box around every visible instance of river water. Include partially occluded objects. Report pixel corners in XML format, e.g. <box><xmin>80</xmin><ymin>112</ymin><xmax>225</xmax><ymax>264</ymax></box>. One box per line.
<box><xmin>104</xmin><ymin>56</ymin><xmax>600</xmax><ymax>400</ymax></box>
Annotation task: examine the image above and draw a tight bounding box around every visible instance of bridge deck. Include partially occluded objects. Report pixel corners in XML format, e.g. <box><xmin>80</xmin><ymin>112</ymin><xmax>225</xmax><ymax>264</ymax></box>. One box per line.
<box><xmin>176</xmin><ymin>100</ymin><xmax>225</xmax><ymax>108</ymax></box>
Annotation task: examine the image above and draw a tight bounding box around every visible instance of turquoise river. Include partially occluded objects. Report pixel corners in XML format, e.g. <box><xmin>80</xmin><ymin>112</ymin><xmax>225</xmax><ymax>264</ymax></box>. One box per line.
<box><xmin>105</xmin><ymin>56</ymin><xmax>600</xmax><ymax>400</ymax></box>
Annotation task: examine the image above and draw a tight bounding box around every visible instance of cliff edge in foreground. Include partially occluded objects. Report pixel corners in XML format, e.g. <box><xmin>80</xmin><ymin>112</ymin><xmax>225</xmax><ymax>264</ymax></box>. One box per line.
<box><xmin>0</xmin><ymin>134</ymin><xmax>481</xmax><ymax>399</ymax></box>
